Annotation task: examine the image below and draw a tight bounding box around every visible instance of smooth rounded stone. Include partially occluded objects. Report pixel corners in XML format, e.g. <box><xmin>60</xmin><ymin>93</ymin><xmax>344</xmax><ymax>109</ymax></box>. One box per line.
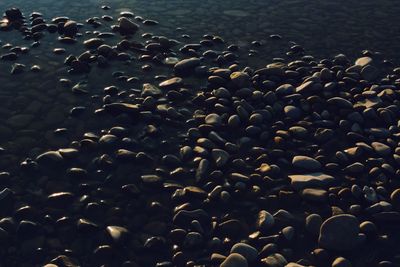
<box><xmin>183</xmin><ymin>231</ymin><xmax>203</xmax><ymax>248</ymax></box>
<box><xmin>205</xmin><ymin>113</ymin><xmax>222</xmax><ymax>126</ymax></box>
<box><xmin>5</xmin><ymin>8</ymin><xmax>23</xmax><ymax>21</ymax></box>
<box><xmin>256</xmin><ymin>210</ymin><xmax>275</xmax><ymax>231</ymax></box>
<box><xmin>361</xmin><ymin>65</ymin><xmax>379</xmax><ymax>81</ymax></box>
<box><xmin>118</xmin><ymin>17</ymin><xmax>139</xmax><ymax>35</ymax></box>
<box><xmin>344</xmin><ymin>162</ymin><xmax>365</xmax><ymax>173</ymax></box>
<box><xmin>282</xmin><ymin>226</ymin><xmax>295</xmax><ymax>241</ymax></box>
<box><xmin>230</xmin><ymin>243</ymin><xmax>258</xmax><ymax>262</ymax></box>
<box><xmin>11</xmin><ymin>63</ymin><xmax>25</xmax><ymax>74</ymax></box>
<box><xmin>288</xmin><ymin>126</ymin><xmax>308</xmax><ymax>139</ymax></box>
<box><xmin>142</xmin><ymin>83</ymin><xmax>162</xmax><ymax>97</ymax></box>
<box><xmin>49</xmin><ymin>255</ymin><xmax>79</xmax><ymax>267</ymax></box>
<box><xmin>63</xmin><ymin>20</ymin><xmax>78</xmax><ymax>36</ymax></box>
<box><xmin>174</xmin><ymin>57</ymin><xmax>200</xmax><ymax>75</ymax></box>
<box><xmin>47</xmin><ymin>192</ymin><xmax>74</xmax><ymax>207</ymax></box>
<box><xmin>228</xmin><ymin>115</ymin><xmax>241</xmax><ymax>128</ymax></box>
<box><xmin>99</xmin><ymin>134</ymin><xmax>118</xmax><ymax>146</ymax></box>
<box><xmin>284</xmin><ymin>105</ymin><xmax>302</xmax><ymax>120</ymax></box>
<box><xmin>230</xmin><ymin>71</ymin><xmax>250</xmax><ymax>88</ymax></box>
<box><xmin>212</xmin><ymin>149</ymin><xmax>229</xmax><ymax>167</ymax></box>
<box><xmin>83</xmin><ymin>38</ymin><xmax>104</xmax><ymax>49</ymax></box>
<box><xmin>332</xmin><ymin>257</ymin><xmax>352</xmax><ymax>267</ymax></box>
<box><xmin>1</xmin><ymin>52</ymin><xmax>18</xmax><ymax>61</ymax></box>
<box><xmin>289</xmin><ymin>173</ymin><xmax>334</xmax><ymax>190</ymax></box>
<box><xmin>106</xmin><ymin>226</ymin><xmax>129</xmax><ymax>244</ymax></box>
<box><xmin>355</xmin><ymin>56</ymin><xmax>373</xmax><ymax>67</ymax></box>
<box><xmin>261</xmin><ymin>253</ymin><xmax>288</xmax><ymax>267</ymax></box>
<box><xmin>36</xmin><ymin>151</ymin><xmax>64</xmax><ymax>166</ymax></box>
<box><xmin>141</xmin><ymin>174</ymin><xmax>163</xmax><ymax>185</ymax></box>
<box><xmin>306</xmin><ymin>214</ymin><xmax>322</xmax><ymax>236</ymax></box>
<box><xmin>292</xmin><ymin>156</ymin><xmax>321</xmax><ymax>171</ymax></box>
<box><xmin>359</xmin><ymin>221</ymin><xmax>377</xmax><ymax>234</ymax></box>
<box><xmin>301</xmin><ymin>188</ymin><xmax>328</xmax><ymax>202</ymax></box>
<box><xmin>276</xmin><ymin>84</ymin><xmax>294</xmax><ymax>96</ymax></box>
<box><xmin>286</xmin><ymin>263</ymin><xmax>306</xmax><ymax>267</ymax></box>
<box><xmin>390</xmin><ymin>189</ymin><xmax>400</xmax><ymax>209</ymax></box>
<box><xmin>327</xmin><ymin>97</ymin><xmax>353</xmax><ymax>109</ymax></box>
<box><xmin>230</xmin><ymin>173</ymin><xmax>250</xmax><ymax>182</ymax></box>
<box><xmin>220</xmin><ymin>253</ymin><xmax>248</xmax><ymax>267</ymax></box>
<box><xmin>295</xmin><ymin>80</ymin><xmax>315</xmax><ymax>93</ymax></box>
<box><xmin>319</xmin><ymin>214</ymin><xmax>360</xmax><ymax>251</ymax></box>
<box><xmin>159</xmin><ymin>77</ymin><xmax>183</xmax><ymax>90</ymax></box>
<box><xmin>371</xmin><ymin>142</ymin><xmax>391</xmax><ymax>156</ymax></box>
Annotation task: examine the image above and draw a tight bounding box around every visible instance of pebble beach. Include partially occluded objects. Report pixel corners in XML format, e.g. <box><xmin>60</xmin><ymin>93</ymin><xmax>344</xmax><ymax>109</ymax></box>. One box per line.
<box><xmin>0</xmin><ymin>0</ymin><xmax>400</xmax><ymax>266</ymax></box>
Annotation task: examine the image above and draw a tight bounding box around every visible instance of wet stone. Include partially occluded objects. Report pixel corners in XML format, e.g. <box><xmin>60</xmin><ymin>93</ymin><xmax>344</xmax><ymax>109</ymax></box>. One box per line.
<box><xmin>318</xmin><ymin>214</ymin><xmax>360</xmax><ymax>251</ymax></box>
<box><xmin>118</xmin><ymin>17</ymin><xmax>140</xmax><ymax>35</ymax></box>
<box><xmin>289</xmin><ymin>173</ymin><xmax>335</xmax><ymax>190</ymax></box>
<box><xmin>292</xmin><ymin>156</ymin><xmax>321</xmax><ymax>171</ymax></box>
<box><xmin>230</xmin><ymin>243</ymin><xmax>258</xmax><ymax>262</ymax></box>
<box><xmin>220</xmin><ymin>253</ymin><xmax>248</xmax><ymax>267</ymax></box>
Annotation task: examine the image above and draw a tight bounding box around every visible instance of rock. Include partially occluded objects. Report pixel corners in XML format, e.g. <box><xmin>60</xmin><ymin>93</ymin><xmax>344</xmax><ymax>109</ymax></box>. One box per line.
<box><xmin>332</xmin><ymin>257</ymin><xmax>352</xmax><ymax>267</ymax></box>
<box><xmin>104</xmin><ymin>103</ymin><xmax>140</xmax><ymax>116</ymax></box>
<box><xmin>47</xmin><ymin>192</ymin><xmax>74</xmax><ymax>207</ymax></box>
<box><xmin>292</xmin><ymin>156</ymin><xmax>321</xmax><ymax>171</ymax></box>
<box><xmin>83</xmin><ymin>38</ymin><xmax>104</xmax><ymax>49</ymax></box>
<box><xmin>305</xmin><ymin>214</ymin><xmax>322</xmax><ymax>236</ymax></box>
<box><xmin>284</xmin><ymin>105</ymin><xmax>302</xmax><ymax>120</ymax></box>
<box><xmin>159</xmin><ymin>77</ymin><xmax>183</xmax><ymax>90</ymax></box>
<box><xmin>118</xmin><ymin>17</ymin><xmax>139</xmax><ymax>35</ymax></box>
<box><xmin>371</xmin><ymin>142</ymin><xmax>391</xmax><ymax>156</ymax></box>
<box><xmin>361</xmin><ymin>65</ymin><xmax>379</xmax><ymax>81</ymax></box>
<box><xmin>174</xmin><ymin>57</ymin><xmax>200</xmax><ymax>75</ymax></box>
<box><xmin>261</xmin><ymin>253</ymin><xmax>288</xmax><ymax>267</ymax></box>
<box><xmin>5</xmin><ymin>8</ymin><xmax>23</xmax><ymax>21</ymax></box>
<box><xmin>327</xmin><ymin>97</ymin><xmax>353</xmax><ymax>109</ymax></box>
<box><xmin>63</xmin><ymin>20</ymin><xmax>78</xmax><ymax>36</ymax></box>
<box><xmin>391</xmin><ymin>189</ymin><xmax>400</xmax><ymax>209</ymax></box>
<box><xmin>106</xmin><ymin>226</ymin><xmax>129</xmax><ymax>244</ymax></box>
<box><xmin>49</xmin><ymin>255</ymin><xmax>79</xmax><ymax>267</ymax></box>
<box><xmin>301</xmin><ymin>188</ymin><xmax>328</xmax><ymax>202</ymax></box>
<box><xmin>11</xmin><ymin>63</ymin><xmax>25</xmax><ymax>74</ymax></box>
<box><xmin>230</xmin><ymin>243</ymin><xmax>258</xmax><ymax>262</ymax></box>
<box><xmin>142</xmin><ymin>83</ymin><xmax>162</xmax><ymax>97</ymax></box>
<box><xmin>355</xmin><ymin>57</ymin><xmax>372</xmax><ymax>67</ymax></box>
<box><xmin>205</xmin><ymin>113</ymin><xmax>222</xmax><ymax>126</ymax></box>
<box><xmin>36</xmin><ymin>151</ymin><xmax>64</xmax><ymax>166</ymax></box>
<box><xmin>276</xmin><ymin>84</ymin><xmax>294</xmax><ymax>96</ymax></box>
<box><xmin>212</xmin><ymin>149</ymin><xmax>229</xmax><ymax>167</ymax></box>
<box><xmin>318</xmin><ymin>214</ymin><xmax>360</xmax><ymax>251</ymax></box>
<box><xmin>230</xmin><ymin>71</ymin><xmax>250</xmax><ymax>88</ymax></box>
<box><xmin>289</xmin><ymin>173</ymin><xmax>335</xmax><ymax>190</ymax></box>
<box><xmin>256</xmin><ymin>210</ymin><xmax>275</xmax><ymax>231</ymax></box>
<box><xmin>296</xmin><ymin>81</ymin><xmax>315</xmax><ymax>93</ymax></box>
<box><xmin>220</xmin><ymin>253</ymin><xmax>248</xmax><ymax>267</ymax></box>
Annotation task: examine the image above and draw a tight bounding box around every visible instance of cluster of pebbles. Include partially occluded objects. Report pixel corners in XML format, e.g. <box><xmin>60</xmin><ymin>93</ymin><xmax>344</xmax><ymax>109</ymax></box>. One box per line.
<box><xmin>1</xmin><ymin>5</ymin><xmax>400</xmax><ymax>267</ymax></box>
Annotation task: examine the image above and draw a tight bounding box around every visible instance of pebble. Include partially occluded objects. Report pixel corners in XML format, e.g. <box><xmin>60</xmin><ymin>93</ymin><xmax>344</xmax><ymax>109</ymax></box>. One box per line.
<box><xmin>319</xmin><ymin>214</ymin><xmax>360</xmax><ymax>251</ymax></box>
<box><xmin>332</xmin><ymin>257</ymin><xmax>352</xmax><ymax>267</ymax></box>
<box><xmin>220</xmin><ymin>253</ymin><xmax>248</xmax><ymax>267</ymax></box>
<box><xmin>289</xmin><ymin>173</ymin><xmax>335</xmax><ymax>190</ymax></box>
<box><xmin>118</xmin><ymin>17</ymin><xmax>139</xmax><ymax>34</ymax></box>
<box><xmin>230</xmin><ymin>243</ymin><xmax>258</xmax><ymax>262</ymax></box>
<box><xmin>292</xmin><ymin>156</ymin><xmax>321</xmax><ymax>171</ymax></box>
<box><xmin>174</xmin><ymin>57</ymin><xmax>200</xmax><ymax>75</ymax></box>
